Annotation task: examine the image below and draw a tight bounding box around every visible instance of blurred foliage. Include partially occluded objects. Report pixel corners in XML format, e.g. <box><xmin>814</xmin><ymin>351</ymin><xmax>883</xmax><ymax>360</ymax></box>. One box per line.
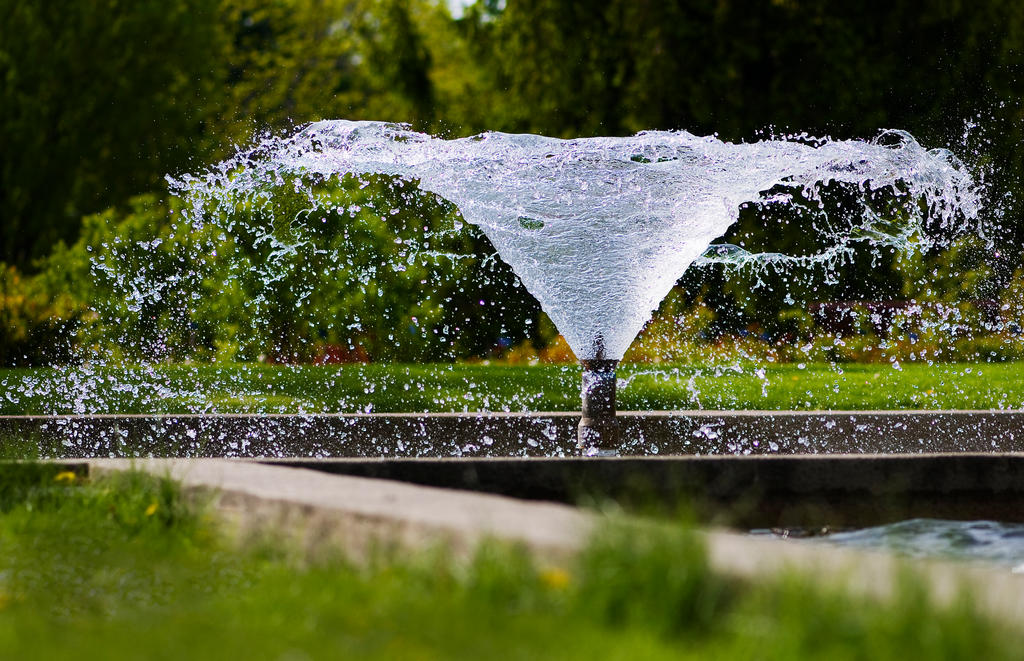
<box><xmin>2</xmin><ymin>0</ymin><xmax>1024</xmax><ymax>364</ymax></box>
<box><xmin>0</xmin><ymin>0</ymin><xmax>226</xmax><ymax>265</ymax></box>
<box><xmin>0</xmin><ymin>264</ymin><xmax>80</xmax><ymax>367</ymax></box>
<box><xmin>0</xmin><ymin>467</ymin><xmax>1020</xmax><ymax>660</ymax></box>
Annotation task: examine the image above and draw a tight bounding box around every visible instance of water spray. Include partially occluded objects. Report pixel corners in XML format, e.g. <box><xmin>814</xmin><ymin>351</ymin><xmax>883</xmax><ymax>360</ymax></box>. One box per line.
<box><xmin>169</xmin><ymin>120</ymin><xmax>981</xmax><ymax>458</ymax></box>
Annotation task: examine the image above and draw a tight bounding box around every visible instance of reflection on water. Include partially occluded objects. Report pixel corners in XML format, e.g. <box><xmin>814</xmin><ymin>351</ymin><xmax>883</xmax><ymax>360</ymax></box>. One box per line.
<box><xmin>755</xmin><ymin>518</ymin><xmax>1024</xmax><ymax>571</ymax></box>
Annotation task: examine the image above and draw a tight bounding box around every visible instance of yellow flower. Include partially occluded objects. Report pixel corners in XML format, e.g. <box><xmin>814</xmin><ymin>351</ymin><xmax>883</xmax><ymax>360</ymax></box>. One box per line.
<box><xmin>540</xmin><ymin>568</ymin><xmax>571</xmax><ymax>590</ymax></box>
<box><xmin>145</xmin><ymin>502</ymin><xmax>158</xmax><ymax>517</ymax></box>
<box><xmin>53</xmin><ymin>471</ymin><xmax>77</xmax><ymax>484</ymax></box>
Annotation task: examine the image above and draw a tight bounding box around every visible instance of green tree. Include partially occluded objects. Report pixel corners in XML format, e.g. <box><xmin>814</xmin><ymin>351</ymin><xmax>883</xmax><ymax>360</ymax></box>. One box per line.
<box><xmin>215</xmin><ymin>0</ymin><xmax>454</xmax><ymax>141</ymax></box>
<box><xmin>0</xmin><ymin>1</ymin><xmax>227</xmax><ymax>267</ymax></box>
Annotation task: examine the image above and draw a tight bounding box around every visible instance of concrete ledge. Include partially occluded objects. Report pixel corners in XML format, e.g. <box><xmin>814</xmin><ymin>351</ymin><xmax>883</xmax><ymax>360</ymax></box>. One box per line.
<box><xmin>262</xmin><ymin>453</ymin><xmax>1024</xmax><ymax>529</ymax></box>
<box><xmin>87</xmin><ymin>458</ymin><xmax>589</xmax><ymax>560</ymax></box>
<box><xmin>4</xmin><ymin>409</ymin><xmax>1023</xmax><ymax>457</ymax></box>
<box><xmin>85</xmin><ymin>458</ymin><xmax>1024</xmax><ymax>626</ymax></box>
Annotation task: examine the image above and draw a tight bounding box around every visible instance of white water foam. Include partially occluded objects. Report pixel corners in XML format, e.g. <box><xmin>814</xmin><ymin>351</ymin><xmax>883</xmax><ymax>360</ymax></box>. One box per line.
<box><xmin>172</xmin><ymin>121</ymin><xmax>980</xmax><ymax>360</ymax></box>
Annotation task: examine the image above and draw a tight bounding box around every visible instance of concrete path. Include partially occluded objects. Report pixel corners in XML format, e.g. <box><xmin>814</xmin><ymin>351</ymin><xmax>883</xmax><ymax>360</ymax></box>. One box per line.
<box><xmin>86</xmin><ymin>458</ymin><xmax>1024</xmax><ymax>626</ymax></box>
<box><xmin>88</xmin><ymin>458</ymin><xmax>589</xmax><ymax>560</ymax></box>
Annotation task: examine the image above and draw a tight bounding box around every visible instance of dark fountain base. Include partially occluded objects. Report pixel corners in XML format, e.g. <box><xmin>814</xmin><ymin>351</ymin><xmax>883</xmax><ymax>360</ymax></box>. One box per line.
<box><xmin>578</xmin><ymin>358</ymin><xmax>619</xmax><ymax>455</ymax></box>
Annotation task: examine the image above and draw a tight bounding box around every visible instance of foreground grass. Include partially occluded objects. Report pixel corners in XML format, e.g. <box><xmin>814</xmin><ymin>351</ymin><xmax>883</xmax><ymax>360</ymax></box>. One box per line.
<box><xmin>0</xmin><ymin>464</ymin><xmax>1019</xmax><ymax>659</ymax></box>
<box><xmin>1</xmin><ymin>361</ymin><xmax>1023</xmax><ymax>414</ymax></box>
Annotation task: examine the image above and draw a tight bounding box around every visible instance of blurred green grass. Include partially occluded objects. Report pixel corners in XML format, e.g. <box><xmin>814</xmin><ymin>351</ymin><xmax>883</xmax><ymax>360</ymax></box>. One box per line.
<box><xmin>1</xmin><ymin>361</ymin><xmax>1021</xmax><ymax>415</ymax></box>
<box><xmin>0</xmin><ymin>462</ymin><xmax>1017</xmax><ymax>660</ymax></box>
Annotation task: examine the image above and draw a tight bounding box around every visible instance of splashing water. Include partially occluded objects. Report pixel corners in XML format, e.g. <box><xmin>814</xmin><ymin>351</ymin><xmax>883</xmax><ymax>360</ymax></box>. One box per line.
<box><xmin>172</xmin><ymin>121</ymin><xmax>981</xmax><ymax>361</ymax></box>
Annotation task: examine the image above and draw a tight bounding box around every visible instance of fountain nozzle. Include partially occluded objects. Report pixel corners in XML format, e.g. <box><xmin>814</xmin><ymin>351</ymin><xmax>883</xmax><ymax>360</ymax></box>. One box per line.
<box><xmin>577</xmin><ymin>357</ymin><xmax>619</xmax><ymax>455</ymax></box>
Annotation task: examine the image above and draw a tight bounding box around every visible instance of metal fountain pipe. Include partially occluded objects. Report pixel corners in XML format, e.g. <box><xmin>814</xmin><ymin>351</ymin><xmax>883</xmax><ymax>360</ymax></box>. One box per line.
<box><xmin>577</xmin><ymin>338</ymin><xmax>619</xmax><ymax>455</ymax></box>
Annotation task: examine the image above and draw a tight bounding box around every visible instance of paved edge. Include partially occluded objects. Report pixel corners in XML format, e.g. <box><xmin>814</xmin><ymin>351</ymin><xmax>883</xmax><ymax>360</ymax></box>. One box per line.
<box><xmin>86</xmin><ymin>457</ymin><xmax>590</xmax><ymax>560</ymax></box>
<box><xmin>84</xmin><ymin>457</ymin><xmax>1024</xmax><ymax>626</ymax></box>
<box><xmin>5</xmin><ymin>409</ymin><xmax>1024</xmax><ymax>457</ymax></box>
<box><xmin>258</xmin><ymin>453</ymin><xmax>1024</xmax><ymax>528</ymax></box>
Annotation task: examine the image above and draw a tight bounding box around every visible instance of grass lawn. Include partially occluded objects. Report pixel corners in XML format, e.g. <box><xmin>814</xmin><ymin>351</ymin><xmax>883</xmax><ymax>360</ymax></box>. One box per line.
<box><xmin>1</xmin><ymin>361</ymin><xmax>1022</xmax><ymax>415</ymax></box>
<box><xmin>0</xmin><ymin>462</ymin><xmax>1018</xmax><ymax>660</ymax></box>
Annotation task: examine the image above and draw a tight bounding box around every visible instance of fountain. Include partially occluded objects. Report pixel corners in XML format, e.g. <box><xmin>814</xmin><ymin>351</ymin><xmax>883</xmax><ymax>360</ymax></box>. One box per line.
<box><xmin>4</xmin><ymin>117</ymin><xmax>1015</xmax><ymax>568</ymax></box>
<box><xmin>171</xmin><ymin>120</ymin><xmax>979</xmax><ymax>455</ymax></box>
